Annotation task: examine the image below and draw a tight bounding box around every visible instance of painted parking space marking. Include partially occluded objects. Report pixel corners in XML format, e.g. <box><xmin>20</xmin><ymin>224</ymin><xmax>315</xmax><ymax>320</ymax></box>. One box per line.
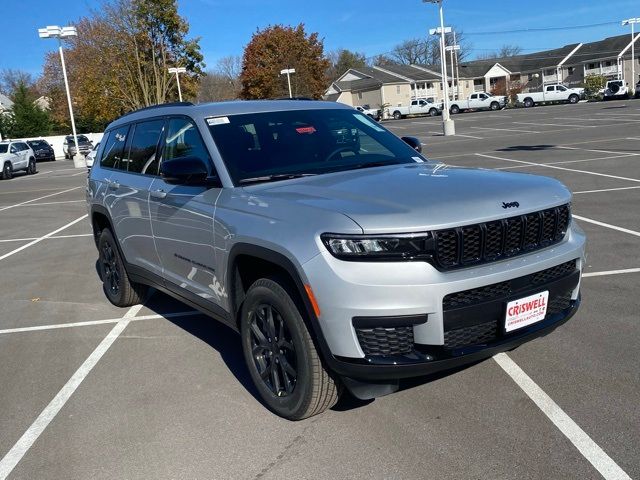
<box><xmin>0</xmin><ymin>310</ymin><xmax>200</xmax><ymax>335</ymax></box>
<box><xmin>470</xmin><ymin>126</ymin><xmax>540</xmax><ymax>133</ymax></box>
<box><xmin>17</xmin><ymin>200</ymin><xmax>85</xmax><ymax>207</ymax></box>
<box><xmin>494</xmin><ymin>353</ymin><xmax>631</xmax><ymax>480</ymax></box>
<box><xmin>514</xmin><ymin>121</ymin><xmax>598</xmax><ymax>128</ymax></box>
<box><xmin>475</xmin><ymin>153</ymin><xmax>640</xmax><ymax>184</ymax></box>
<box><xmin>0</xmin><ymin>186</ymin><xmax>82</xmax><ymax>212</ymax></box>
<box><xmin>0</xmin><ymin>233</ymin><xmax>93</xmax><ymax>244</ymax></box>
<box><xmin>583</xmin><ymin>267</ymin><xmax>640</xmax><ymax>278</ymax></box>
<box><xmin>573</xmin><ymin>215</ymin><xmax>640</xmax><ymax>238</ymax></box>
<box><xmin>495</xmin><ymin>154</ymin><xmax>637</xmax><ymax>170</ymax></box>
<box><xmin>574</xmin><ymin>186</ymin><xmax>640</xmax><ymax>194</ymax></box>
<box><xmin>557</xmin><ymin>146</ymin><xmax>640</xmax><ymax>156</ymax></box>
<box><xmin>0</xmin><ymin>214</ymin><xmax>88</xmax><ymax>262</ymax></box>
<box><xmin>0</xmin><ymin>303</ymin><xmax>145</xmax><ymax>480</ymax></box>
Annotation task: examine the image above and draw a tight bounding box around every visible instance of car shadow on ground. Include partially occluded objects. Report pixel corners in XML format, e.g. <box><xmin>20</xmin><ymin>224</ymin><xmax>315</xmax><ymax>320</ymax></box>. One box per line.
<box><xmin>496</xmin><ymin>145</ymin><xmax>557</xmax><ymax>152</ymax></box>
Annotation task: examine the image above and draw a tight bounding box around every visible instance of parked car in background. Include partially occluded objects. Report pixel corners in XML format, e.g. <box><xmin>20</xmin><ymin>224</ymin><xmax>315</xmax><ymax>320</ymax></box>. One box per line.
<box><xmin>87</xmin><ymin>100</ymin><xmax>585</xmax><ymax>419</ymax></box>
<box><xmin>517</xmin><ymin>84</ymin><xmax>585</xmax><ymax>107</ymax></box>
<box><xmin>603</xmin><ymin>80</ymin><xmax>630</xmax><ymax>100</ymax></box>
<box><xmin>63</xmin><ymin>135</ymin><xmax>93</xmax><ymax>159</ymax></box>
<box><xmin>27</xmin><ymin>139</ymin><xmax>56</xmax><ymax>162</ymax></box>
<box><xmin>390</xmin><ymin>98</ymin><xmax>442</xmax><ymax>119</ymax></box>
<box><xmin>449</xmin><ymin>92</ymin><xmax>506</xmax><ymax>114</ymax></box>
<box><xmin>86</xmin><ymin>141</ymin><xmax>100</xmax><ymax>169</ymax></box>
<box><xmin>635</xmin><ymin>80</ymin><xmax>640</xmax><ymax>99</ymax></box>
<box><xmin>0</xmin><ymin>141</ymin><xmax>37</xmax><ymax>179</ymax></box>
<box><xmin>355</xmin><ymin>105</ymin><xmax>380</xmax><ymax>120</ymax></box>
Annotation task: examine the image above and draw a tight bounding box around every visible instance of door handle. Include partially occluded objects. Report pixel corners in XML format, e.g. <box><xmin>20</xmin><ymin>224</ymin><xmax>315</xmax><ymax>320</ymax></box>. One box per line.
<box><xmin>150</xmin><ymin>189</ymin><xmax>167</xmax><ymax>199</ymax></box>
<box><xmin>108</xmin><ymin>181</ymin><xmax>120</xmax><ymax>190</ymax></box>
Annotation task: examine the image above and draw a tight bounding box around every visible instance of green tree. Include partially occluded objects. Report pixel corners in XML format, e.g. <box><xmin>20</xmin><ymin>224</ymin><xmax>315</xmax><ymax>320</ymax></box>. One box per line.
<box><xmin>584</xmin><ymin>74</ymin><xmax>607</xmax><ymax>99</ymax></box>
<box><xmin>3</xmin><ymin>82</ymin><xmax>50</xmax><ymax>138</ymax></box>
<box><xmin>328</xmin><ymin>49</ymin><xmax>366</xmax><ymax>80</ymax></box>
<box><xmin>240</xmin><ymin>24</ymin><xmax>330</xmax><ymax>99</ymax></box>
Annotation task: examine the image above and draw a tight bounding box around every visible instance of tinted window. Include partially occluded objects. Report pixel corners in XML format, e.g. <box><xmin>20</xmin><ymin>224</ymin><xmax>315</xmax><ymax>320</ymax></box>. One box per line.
<box><xmin>126</xmin><ymin>119</ymin><xmax>164</xmax><ymax>174</ymax></box>
<box><xmin>17</xmin><ymin>143</ymin><xmax>29</xmax><ymax>151</ymax></box>
<box><xmin>100</xmin><ymin>126</ymin><xmax>130</xmax><ymax>170</ymax></box>
<box><xmin>29</xmin><ymin>141</ymin><xmax>46</xmax><ymax>148</ymax></box>
<box><xmin>0</xmin><ymin>145</ymin><xmax>7</xmax><ymax>154</ymax></box>
<box><xmin>163</xmin><ymin>118</ymin><xmax>210</xmax><ymax>163</ymax></box>
<box><xmin>208</xmin><ymin>109</ymin><xmax>421</xmax><ymax>184</ymax></box>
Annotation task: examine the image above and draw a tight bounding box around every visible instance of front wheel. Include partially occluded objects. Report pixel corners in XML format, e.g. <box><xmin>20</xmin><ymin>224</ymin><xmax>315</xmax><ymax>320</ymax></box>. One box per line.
<box><xmin>27</xmin><ymin>158</ymin><xmax>36</xmax><ymax>175</ymax></box>
<box><xmin>429</xmin><ymin>108</ymin><xmax>438</xmax><ymax>117</ymax></box>
<box><xmin>568</xmin><ymin>94</ymin><xmax>579</xmax><ymax>104</ymax></box>
<box><xmin>2</xmin><ymin>162</ymin><xmax>12</xmax><ymax>180</ymax></box>
<box><xmin>490</xmin><ymin>101</ymin><xmax>500</xmax><ymax>111</ymax></box>
<box><xmin>240</xmin><ymin>278</ymin><xmax>340</xmax><ymax>420</ymax></box>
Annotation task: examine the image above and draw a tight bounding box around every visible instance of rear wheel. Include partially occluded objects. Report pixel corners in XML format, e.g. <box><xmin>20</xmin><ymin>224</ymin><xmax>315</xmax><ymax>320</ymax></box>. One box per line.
<box><xmin>2</xmin><ymin>162</ymin><xmax>12</xmax><ymax>180</ymax></box>
<box><xmin>27</xmin><ymin>158</ymin><xmax>36</xmax><ymax>174</ymax></box>
<box><xmin>392</xmin><ymin>110</ymin><xmax>402</xmax><ymax>120</ymax></box>
<box><xmin>568</xmin><ymin>94</ymin><xmax>579</xmax><ymax>104</ymax></box>
<box><xmin>240</xmin><ymin>278</ymin><xmax>340</xmax><ymax>420</ymax></box>
<box><xmin>524</xmin><ymin>98</ymin><xmax>534</xmax><ymax>108</ymax></box>
<box><xmin>450</xmin><ymin>104</ymin><xmax>460</xmax><ymax>114</ymax></box>
<box><xmin>98</xmin><ymin>228</ymin><xmax>147</xmax><ymax>307</ymax></box>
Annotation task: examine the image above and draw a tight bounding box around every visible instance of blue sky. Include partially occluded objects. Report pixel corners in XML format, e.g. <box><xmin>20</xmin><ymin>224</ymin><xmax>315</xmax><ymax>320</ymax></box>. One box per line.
<box><xmin>1</xmin><ymin>0</ymin><xmax>638</xmax><ymax>75</ymax></box>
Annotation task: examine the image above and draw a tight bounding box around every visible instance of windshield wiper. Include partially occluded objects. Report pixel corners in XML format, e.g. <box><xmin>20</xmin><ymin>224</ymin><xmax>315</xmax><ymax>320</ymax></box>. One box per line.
<box><xmin>238</xmin><ymin>173</ymin><xmax>317</xmax><ymax>185</ymax></box>
<box><xmin>330</xmin><ymin>161</ymin><xmax>397</xmax><ymax>173</ymax></box>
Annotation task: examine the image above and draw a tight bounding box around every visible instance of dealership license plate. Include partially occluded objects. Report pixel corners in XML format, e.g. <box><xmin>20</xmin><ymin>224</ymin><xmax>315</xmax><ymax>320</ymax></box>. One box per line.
<box><xmin>505</xmin><ymin>291</ymin><xmax>549</xmax><ymax>332</ymax></box>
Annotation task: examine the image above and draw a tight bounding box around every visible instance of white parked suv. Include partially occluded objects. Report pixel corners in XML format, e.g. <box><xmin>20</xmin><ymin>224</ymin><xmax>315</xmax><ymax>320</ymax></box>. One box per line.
<box><xmin>603</xmin><ymin>80</ymin><xmax>630</xmax><ymax>100</ymax></box>
<box><xmin>0</xmin><ymin>141</ymin><xmax>37</xmax><ymax>179</ymax></box>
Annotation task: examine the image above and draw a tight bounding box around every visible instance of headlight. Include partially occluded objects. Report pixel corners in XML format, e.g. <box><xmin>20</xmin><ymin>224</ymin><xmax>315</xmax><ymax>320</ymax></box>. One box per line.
<box><xmin>321</xmin><ymin>233</ymin><xmax>433</xmax><ymax>261</ymax></box>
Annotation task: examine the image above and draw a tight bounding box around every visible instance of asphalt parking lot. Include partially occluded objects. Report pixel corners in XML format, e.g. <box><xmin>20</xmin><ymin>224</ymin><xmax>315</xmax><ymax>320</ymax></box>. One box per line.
<box><xmin>1</xmin><ymin>100</ymin><xmax>639</xmax><ymax>480</ymax></box>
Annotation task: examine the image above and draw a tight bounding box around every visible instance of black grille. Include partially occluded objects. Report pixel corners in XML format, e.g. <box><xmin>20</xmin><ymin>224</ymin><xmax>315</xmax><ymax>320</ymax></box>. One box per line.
<box><xmin>444</xmin><ymin>323</ymin><xmax>497</xmax><ymax>349</ymax></box>
<box><xmin>443</xmin><ymin>260</ymin><xmax>576</xmax><ymax>310</ymax></box>
<box><xmin>355</xmin><ymin>326</ymin><xmax>414</xmax><ymax>356</ymax></box>
<box><xmin>434</xmin><ymin>204</ymin><xmax>571</xmax><ymax>270</ymax></box>
<box><xmin>547</xmin><ymin>291</ymin><xmax>572</xmax><ymax>316</ymax></box>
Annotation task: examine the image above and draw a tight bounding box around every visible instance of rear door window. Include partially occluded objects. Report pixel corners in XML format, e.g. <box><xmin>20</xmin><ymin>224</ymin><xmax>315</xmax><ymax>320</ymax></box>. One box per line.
<box><xmin>100</xmin><ymin>125</ymin><xmax>130</xmax><ymax>170</ymax></box>
<box><xmin>126</xmin><ymin>119</ymin><xmax>165</xmax><ymax>175</ymax></box>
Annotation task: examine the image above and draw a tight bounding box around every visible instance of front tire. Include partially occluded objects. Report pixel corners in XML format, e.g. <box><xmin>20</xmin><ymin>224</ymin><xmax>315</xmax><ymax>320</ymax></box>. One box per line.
<box><xmin>490</xmin><ymin>101</ymin><xmax>500</xmax><ymax>111</ymax></box>
<box><xmin>2</xmin><ymin>162</ymin><xmax>12</xmax><ymax>180</ymax></box>
<box><xmin>240</xmin><ymin>278</ymin><xmax>340</xmax><ymax>420</ymax></box>
<box><xmin>98</xmin><ymin>228</ymin><xmax>147</xmax><ymax>307</ymax></box>
<box><xmin>568</xmin><ymin>94</ymin><xmax>579</xmax><ymax>104</ymax></box>
<box><xmin>27</xmin><ymin>158</ymin><xmax>36</xmax><ymax>175</ymax></box>
<box><xmin>429</xmin><ymin>108</ymin><xmax>438</xmax><ymax>117</ymax></box>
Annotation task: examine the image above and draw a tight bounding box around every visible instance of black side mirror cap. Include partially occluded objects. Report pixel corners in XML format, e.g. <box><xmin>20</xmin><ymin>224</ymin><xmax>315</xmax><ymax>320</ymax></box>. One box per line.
<box><xmin>160</xmin><ymin>156</ymin><xmax>219</xmax><ymax>186</ymax></box>
<box><xmin>401</xmin><ymin>136</ymin><xmax>422</xmax><ymax>153</ymax></box>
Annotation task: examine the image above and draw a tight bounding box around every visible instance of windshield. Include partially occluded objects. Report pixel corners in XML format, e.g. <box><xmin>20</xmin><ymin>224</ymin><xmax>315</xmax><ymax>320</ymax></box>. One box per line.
<box><xmin>207</xmin><ymin>109</ymin><xmax>424</xmax><ymax>184</ymax></box>
<box><xmin>0</xmin><ymin>144</ymin><xmax>8</xmax><ymax>154</ymax></box>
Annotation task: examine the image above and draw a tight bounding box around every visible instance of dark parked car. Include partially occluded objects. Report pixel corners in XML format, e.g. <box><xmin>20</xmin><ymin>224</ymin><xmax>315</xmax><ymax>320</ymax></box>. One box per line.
<box><xmin>26</xmin><ymin>140</ymin><xmax>55</xmax><ymax>162</ymax></box>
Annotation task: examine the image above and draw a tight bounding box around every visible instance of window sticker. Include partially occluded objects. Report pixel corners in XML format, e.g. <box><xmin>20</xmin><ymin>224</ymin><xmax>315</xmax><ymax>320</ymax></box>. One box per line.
<box><xmin>296</xmin><ymin>126</ymin><xmax>316</xmax><ymax>134</ymax></box>
<box><xmin>207</xmin><ymin>116</ymin><xmax>230</xmax><ymax>126</ymax></box>
<box><xmin>352</xmin><ymin>113</ymin><xmax>384</xmax><ymax>132</ymax></box>
<box><xmin>412</xmin><ymin>156</ymin><xmax>424</xmax><ymax>163</ymax></box>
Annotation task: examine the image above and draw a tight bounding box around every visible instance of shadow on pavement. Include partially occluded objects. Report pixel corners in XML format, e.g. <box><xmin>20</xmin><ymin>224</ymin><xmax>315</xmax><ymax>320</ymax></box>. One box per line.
<box><xmin>497</xmin><ymin>145</ymin><xmax>556</xmax><ymax>152</ymax></box>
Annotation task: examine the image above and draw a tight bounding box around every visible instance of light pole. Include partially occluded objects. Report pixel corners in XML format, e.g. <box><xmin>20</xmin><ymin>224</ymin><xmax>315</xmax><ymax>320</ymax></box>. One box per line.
<box><xmin>280</xmin><ymin>68</ymin><xmax>296</xmax><ymax>98</ymax></box>
<box><xmin>445</xmin><ymin>44</ymin><xmax>460</xmax><ymax>99</ymax></box>
<box><xmin>622</xmin><ymin>18</ymin><xmax>639</xmax><ymax>95</ymax></box>
<box><xmin>425</xmin><ymin>0</ymin><xmax>455</xmax><ymax>136</ymax></box>
<box><xmin>168</xmin><ymin>67</ymin><xmax>187</xmax><ymax>102</ymax></box>
<box><xmin>38</xmin><ymin>25</ymin><xmax>84</xmax><ymax>168</ymax></box>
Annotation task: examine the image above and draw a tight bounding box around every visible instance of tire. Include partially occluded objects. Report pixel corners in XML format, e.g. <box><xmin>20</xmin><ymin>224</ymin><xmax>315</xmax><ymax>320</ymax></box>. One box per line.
<box><xmin>97</xmin><ymin>228</ymin><xmax>147</xmax><ymax>307</ymax></box>
<box><xmin>2</xmin><ymin>162</ymin><xmax>12</xmax><ymax>180</ymax></box>
<box><xmin>27</xmin><ymin>158</ymin><xmax>36</xmax><ymax>175</ymax></box>
<box><xmin>490</xmin><ymin>101</ymin><xmax>500</xmax><ymax>111</ymax></box>
<box><xmin>429</xmin><ymin>108</ymin><xmax>438</xmax><ymax>117</ymax></box>
<box><xmin>392</xmin><ymin>110</ymin><xmax>402</xmax><ymax>120</ymax></box>
<box><xmin>568</xmin><ymin>94</ymin><xmax>579</xmax><ymax>104</ymax></box>
<box><xmin>240</xmin><ymin>278</ymin><xmax>340</xmax><ymax>420</ymax></box>
<box><xmin>524</xmin><ymin>98</ymin><xmax>534</xmax><ymax>108</ymax></box>
<box><xmin>450</xmin><ymin>104</ymin><xmax>460</xmax><ymax>115</ymax></box>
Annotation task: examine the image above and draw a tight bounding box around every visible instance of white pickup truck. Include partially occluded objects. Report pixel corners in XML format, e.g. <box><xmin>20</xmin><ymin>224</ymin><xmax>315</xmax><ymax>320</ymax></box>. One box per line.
<box><xmin>449</xmin><ymin>92</ymin><xmax>506</xmax><ymax>114</ymax></box>
<box><xmin>355</xmin><ymin>105</ymin><xmax>381</xmax><ymax>120</ymax></box>
<box><xmin>389</xmin><ymin>98</ymin><xmax>442</xmax><ymax>120</ymax></box>
<box><xmin>517</xmin><ymin>84</ymin><xmax>584</xmax><ymax>107</ymax></box>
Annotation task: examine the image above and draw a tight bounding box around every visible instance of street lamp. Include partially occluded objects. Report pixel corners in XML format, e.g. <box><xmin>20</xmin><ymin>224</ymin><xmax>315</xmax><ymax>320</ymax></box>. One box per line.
<box><xmin>280</xmin><ymin>68</ymin><xmax>296</xmax><ymax>98</ymax></box>
<box><xmin>424</xmin><ymin>0</ymin><xmax>455</xmax><ymax>136</ymax></box>
<box><xmin>445</xmin><ymin>44</ymin><xmax>460</xmax><ymax>99</ymax></box>
<box><xmin>38</xmin><ymin>25</ymin><xmax>84</xmax><ymax>168</ymax></box>
<box><xmin>622</xmin><ymin>18</ymin><xmax>639</xmax><ymax>95</ymax></box>
<box><xmin>168</xmin><ymin>67</ymin><xmax>187</xmax><ymax>102</ymax></box>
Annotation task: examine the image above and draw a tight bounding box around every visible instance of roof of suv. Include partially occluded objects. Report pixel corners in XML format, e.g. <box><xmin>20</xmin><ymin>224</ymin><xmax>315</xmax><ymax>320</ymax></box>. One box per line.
<box><xmin>108</xmin><ymin>100</ymin><xmax>353</xmax><ymax>130</ymax></box>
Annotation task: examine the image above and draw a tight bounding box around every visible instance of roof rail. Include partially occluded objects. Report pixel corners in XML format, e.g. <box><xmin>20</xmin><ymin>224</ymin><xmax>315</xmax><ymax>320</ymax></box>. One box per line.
<box><xmin>119</xmin><ymin>101</ymin><xmax>194</xmax><ymax>119</ymax></box>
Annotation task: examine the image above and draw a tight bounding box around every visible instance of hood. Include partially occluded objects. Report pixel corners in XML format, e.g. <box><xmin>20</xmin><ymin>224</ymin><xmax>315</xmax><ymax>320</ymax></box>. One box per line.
<box><xmin>244</xmin><ymin>163</ymin><xmax>571</xmax><ymax>233</ymax></box>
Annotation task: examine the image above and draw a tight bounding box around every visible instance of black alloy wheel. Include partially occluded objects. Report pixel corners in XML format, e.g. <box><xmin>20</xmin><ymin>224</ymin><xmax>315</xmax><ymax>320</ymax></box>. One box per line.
<box><xmin>101</xmin><ymin>241</ymin><xmax>121</xmax><ymax>297</ymax></box>
<box><xmin>2</xmin><ymin>162</ymin><xmax>12</xmax><ymax>180</ymax></box>
<box><xmin>249</xmin><ymin>303</ymin><xmax>297</xmax><ymax>397</ymax></box>
<box><xmin>27</xmin><ymin>159</ymin><xmax>36</xmax><ymax>174</ymax></box>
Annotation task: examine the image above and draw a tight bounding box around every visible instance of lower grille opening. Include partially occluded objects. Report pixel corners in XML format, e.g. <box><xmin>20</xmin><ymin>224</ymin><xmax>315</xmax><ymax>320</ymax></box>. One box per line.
<box><xmin>355</xmin><ymin>326</ymin><xmax>414</xmax><ymax>356</ymax></box>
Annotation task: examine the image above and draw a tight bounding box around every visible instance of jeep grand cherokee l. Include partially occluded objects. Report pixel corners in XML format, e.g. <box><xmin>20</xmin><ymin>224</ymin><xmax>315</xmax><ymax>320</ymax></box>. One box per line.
<box><xmin>87</xmin><ymin>100</ymin><xmax>585</xmax><ymax>420</ymax></box>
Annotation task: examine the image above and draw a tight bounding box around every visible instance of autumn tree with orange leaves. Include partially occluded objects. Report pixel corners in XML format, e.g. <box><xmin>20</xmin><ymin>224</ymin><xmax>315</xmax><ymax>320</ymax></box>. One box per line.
<box><xmin>240</xmin><ymin>24</ymin><xmax>329</xmax><ymax>100</ymax></box>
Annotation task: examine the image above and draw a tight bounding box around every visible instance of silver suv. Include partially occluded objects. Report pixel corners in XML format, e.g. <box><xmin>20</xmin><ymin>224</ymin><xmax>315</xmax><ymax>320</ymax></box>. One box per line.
<box><xmin>87</xmin><ymin>101</ymin><xmax>585</xmax><ymax>419</ymax></box>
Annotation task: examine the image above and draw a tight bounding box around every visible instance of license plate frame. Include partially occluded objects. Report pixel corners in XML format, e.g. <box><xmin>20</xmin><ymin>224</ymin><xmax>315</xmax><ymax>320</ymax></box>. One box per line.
<box><xmin>504</xmin><ymin>291</ymin><xmax>549</xmax><ymax>333</ymax></box>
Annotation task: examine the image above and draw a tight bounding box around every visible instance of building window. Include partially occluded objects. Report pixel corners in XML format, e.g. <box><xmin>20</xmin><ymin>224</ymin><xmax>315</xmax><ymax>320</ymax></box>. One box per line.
<box><xmin>427</xmin><ymin>82</ymin><xmax>432</xmax><ymax>89</ymax></box>
<box><xmin>358</xmin><ymin>92</ymin><xmax>362</xmax><ymax>100</ymax></box>
<box><xmin>545</xmin><ymin>69</ymin><xmax>554</xmax><ymax>76</ymax></box>
<box><xmin>588</xmin><ymin>63</ymin><xmax>597</xmax><ymax>70</ymax></box>
<box><xmin>396</xmin><ymin>85</ymin><xmax>401</xmax><ymax>94</ymax></box>
<box><xmin>568</xmin><ymin>66</ymin><xmax>575</xmax><ymax>75</ymax></box>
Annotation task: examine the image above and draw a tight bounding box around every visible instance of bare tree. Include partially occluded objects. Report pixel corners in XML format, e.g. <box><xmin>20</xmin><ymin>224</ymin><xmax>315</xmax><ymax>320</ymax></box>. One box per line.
<box><xmin>389</xmin><ymin>28</ymin><xmax>471</xmax><ymax>66</ymax></box>
<box><xmin>0</xmin><ymin>69</ymin><xmax>35</xmax><ymax>96</ymax></box>
<box><xmin>476</xmin><ymin>44</ymin><xmax>523</xmax><ymax>60</ymax></box>
<box><xmin>198</xmin><ymin>55</ymin><xmax>242</xmax><ymax>102</ymax></box>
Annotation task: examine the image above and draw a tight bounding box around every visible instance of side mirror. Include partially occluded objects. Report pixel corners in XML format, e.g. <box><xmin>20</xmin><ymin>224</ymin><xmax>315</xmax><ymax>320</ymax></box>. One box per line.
<box><xmin>160</xmin><ymin>156</ymin><xmax>219</xmax><ymax>186</ymax></box>
<box><xmin>401</xmin><ymin>136</ymin><xmax>422</xmax><ymax>153</ymax></box>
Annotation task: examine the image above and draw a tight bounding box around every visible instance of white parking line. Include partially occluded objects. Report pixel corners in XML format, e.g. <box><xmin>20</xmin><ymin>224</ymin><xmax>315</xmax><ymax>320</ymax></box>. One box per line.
<box><xmin>557</xmin><ymin>146</ymin><xmax>640</xmax><ymax>156</ymax></box>
<box><xmin>0</xmin><ymin>214</ymin><xmax>88</xmax><ymax>261</ymax></box>
<box><xmin>514</xmin><ymin>121</ymin><xmax>597</xmax><ymax>128</ymax></box>
<box><xmin>18</xmin><ymin>200</ymin><xmax>85</xmax><ymax>207</ymax></box>
<box><xmin>0</xmin><ymin>304</ymin><xmax>144</xmax><ymax>480</ymax></box>
<box><xmin>494</xmin><ymin>154</ymin><xmax>636</xmax><ymax>170</ymax></box>
<box><xmin>0</xmin><ymin>186</ymin><xmax>82</xmax><ymax>213</ymax></box>
<box><xmin>573</xmin><ymin>214</ymin><xmax>640</xmax><ymax>238</ymax></box>
<box><xmin>0</xmin><ymin>233</ymin><xmax>92</xmax><ymax>244</ymax></box>
<box><xmin>455</xmin><ymin>134</ymin><xmax>484</xmax><ymax>139</ymax></box>
<box><xmin>583</xmin><ymin>267</ymin><xmax>640</xmax><ymax>278</ymax></box>
<box><xmin>470</xmin><ymin>126</ymin><xmax>540</xmax><ymax>133</ymax></box>
<box><xmin>574</xmin><ymin>186</ymin><xmax>640</xmax><ymax>194</ymax></box>
<box><xmin>494</xmin><ymin>353</ymin><xmax>631</xmax><ymax>480</ymax></box>
<box><xmin>475</xmin><ymin>153</ymin><xmax>640</xmax><ymax>184</ymax></box>
<box><xmin>0</xmin><ymin>310</ymin><xmax>200</xmax><ymax>335</ymax></box>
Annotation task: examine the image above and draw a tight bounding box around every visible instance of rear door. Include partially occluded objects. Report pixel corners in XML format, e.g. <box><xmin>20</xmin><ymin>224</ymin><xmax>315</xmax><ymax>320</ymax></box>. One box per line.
<box><xmin>149</xmin><ymin>116</ymin><xmax>222</xmax><ymax>303</ymax></box>
<box><xmin>104</xmin><ymin>120</ymin><xmax>165</xmax><ymax>276</ymax></box>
